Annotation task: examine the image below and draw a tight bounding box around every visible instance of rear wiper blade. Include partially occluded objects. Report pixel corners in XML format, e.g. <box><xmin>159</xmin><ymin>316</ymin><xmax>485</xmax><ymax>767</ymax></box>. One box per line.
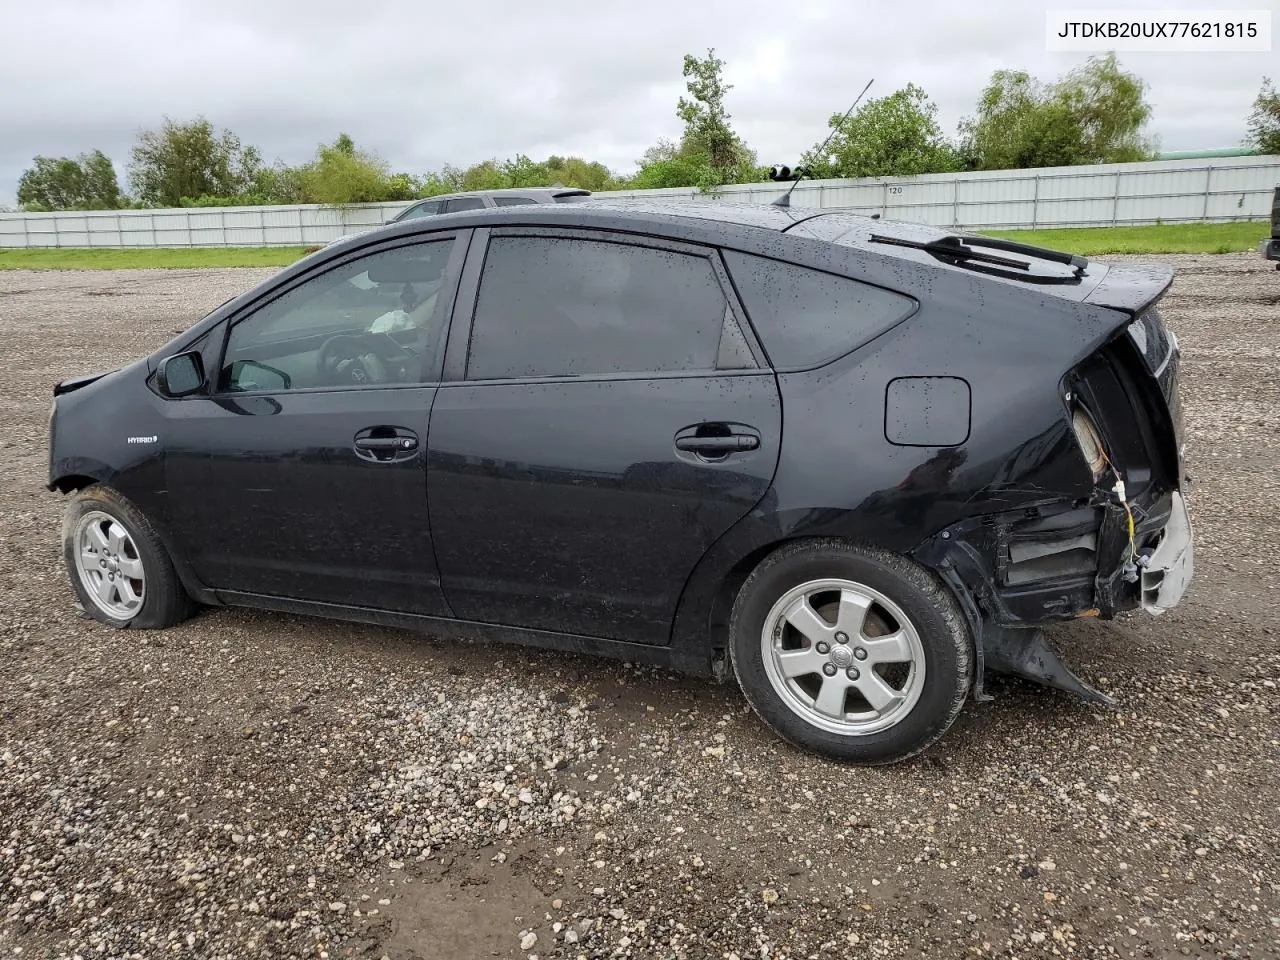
<box><xmin>956</xmin><ymin>234</ymin><xmax>1089</xmax><ymax>275</ymax></box>
<box><xmin>869</xmin><ymin>233</ymin><xmax>1088</xmax><ymax>284</ymax></box>
<box><xmin>869</xmin><ymin>234</ymin><xmax>1031</xmax><ymax>271</ymax></box>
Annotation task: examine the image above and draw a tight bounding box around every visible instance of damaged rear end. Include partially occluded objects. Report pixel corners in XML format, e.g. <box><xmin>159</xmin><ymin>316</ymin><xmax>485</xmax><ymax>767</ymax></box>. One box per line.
<box><xmin>914</xmin><ymin>261</ymin><xmax>1193</xmax><ymax>703</ymax></box>
<box><xmin>1068</xmin><ymin>289</ymin><xmax>1193</xmax><ymax>617</ymax></box>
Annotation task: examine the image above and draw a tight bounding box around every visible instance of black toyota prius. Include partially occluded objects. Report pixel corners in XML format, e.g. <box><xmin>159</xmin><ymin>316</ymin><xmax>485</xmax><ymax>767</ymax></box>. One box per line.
<box><xmin>46</xmin><ymin>198</ymin><xmax>1194</xmax><ymax>764</ymax></box>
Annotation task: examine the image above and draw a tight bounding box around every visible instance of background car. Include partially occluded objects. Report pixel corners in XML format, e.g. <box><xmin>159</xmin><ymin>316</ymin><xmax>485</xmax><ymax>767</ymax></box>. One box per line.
<box><xmin>390</xmin><ymin>187</ymin><xmax>592</xmax><ymax>222</ymax></box>
<box><xmin>46</xmin><ymin>198</ymin><xmax>1192</xmax><ymax>765</ymax></box>
<box><xmin>324</xmin><ymin>188</ymin><xmax>592</xmax><ymax>247</ymax></box>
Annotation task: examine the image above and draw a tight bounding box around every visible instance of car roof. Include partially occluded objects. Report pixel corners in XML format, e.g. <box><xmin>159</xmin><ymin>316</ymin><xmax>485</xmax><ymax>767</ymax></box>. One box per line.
<box><xmin>395</xmin><ymin>196</ymin><xmax>825</xmax><ymax>232</ymax></box>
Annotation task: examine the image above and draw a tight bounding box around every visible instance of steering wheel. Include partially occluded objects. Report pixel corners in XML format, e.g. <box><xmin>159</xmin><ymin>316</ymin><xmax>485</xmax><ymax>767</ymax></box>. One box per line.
<box><xmin>317</xmin><ymin>333</ymin><xmax>404</xmax><ymax>386</ymax></box>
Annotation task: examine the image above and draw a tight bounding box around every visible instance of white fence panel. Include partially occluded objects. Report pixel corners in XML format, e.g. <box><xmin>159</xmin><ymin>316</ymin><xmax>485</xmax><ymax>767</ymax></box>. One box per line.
<box><xmin>1</xmin><ymin>155</ymin><xmax>1275</xmax><ymax>248</ymax></box>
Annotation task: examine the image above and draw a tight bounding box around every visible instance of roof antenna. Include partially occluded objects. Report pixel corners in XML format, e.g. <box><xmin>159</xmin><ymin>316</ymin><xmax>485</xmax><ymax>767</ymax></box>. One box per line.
<box><xmin>772</xmin><ymin>78</ymin><xmax>874</xmax><ymax>209</ymax></box>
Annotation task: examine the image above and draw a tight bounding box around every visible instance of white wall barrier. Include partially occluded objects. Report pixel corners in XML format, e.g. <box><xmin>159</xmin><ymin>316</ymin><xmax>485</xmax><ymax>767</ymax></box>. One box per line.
<box><xmin>1</xmin><ymin>154</ymin><xmax>1275</xmax><ymax>248</ymax></box>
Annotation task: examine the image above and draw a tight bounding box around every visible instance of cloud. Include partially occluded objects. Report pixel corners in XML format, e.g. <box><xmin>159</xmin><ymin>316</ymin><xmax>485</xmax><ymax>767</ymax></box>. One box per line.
<box><xmin>0</xmin><ymin>0</ymin><xmax>1272</xmax><ymax>205</ymax></box>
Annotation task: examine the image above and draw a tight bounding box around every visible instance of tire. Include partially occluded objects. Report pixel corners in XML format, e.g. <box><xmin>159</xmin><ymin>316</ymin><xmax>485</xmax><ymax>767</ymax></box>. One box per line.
<box><xmin>730</xmin><ymin>539</ymin><xmax>973</xmax><ymax>765</ymax></box>
<box><xmin>62</xmin><ymin>485</ymin><xmax>197</xmax><ymax>630</ymax></box>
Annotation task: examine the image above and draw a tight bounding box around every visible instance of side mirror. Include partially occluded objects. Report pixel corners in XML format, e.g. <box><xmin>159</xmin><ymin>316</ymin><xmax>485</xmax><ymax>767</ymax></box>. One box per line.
<box><xmin>156</xmin><ymin>351</ymin><xmax>205</xmax><ymax>398</ymax></box>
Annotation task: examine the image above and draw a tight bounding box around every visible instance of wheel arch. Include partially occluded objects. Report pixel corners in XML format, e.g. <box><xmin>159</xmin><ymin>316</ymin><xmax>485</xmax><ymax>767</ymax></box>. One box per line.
<box><xmin>56</xmin><ymin>480</ymin><xmax>220</xmax><ymax>607</ymax></box>
<box><xmin>49</xmin><ymin>472</ymin><xmax>101</xmax><ymax>494</ymax></box>
<box><xmin>675</xmin><ymin>526</ymin><xmax>983</xmax><ymax>682</ymax></box>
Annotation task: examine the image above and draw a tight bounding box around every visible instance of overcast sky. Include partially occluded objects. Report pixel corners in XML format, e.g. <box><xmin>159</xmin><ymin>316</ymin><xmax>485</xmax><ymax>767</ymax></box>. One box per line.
<box><xmin>1</xmin><ymin>0</ymin><xmax>1275</xmax><ymax>206</ymax></box>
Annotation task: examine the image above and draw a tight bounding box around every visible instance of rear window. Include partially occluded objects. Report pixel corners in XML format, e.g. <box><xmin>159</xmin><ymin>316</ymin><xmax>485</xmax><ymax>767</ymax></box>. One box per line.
<box><xmin>444</xmin><ymin>197</ymin><xmax>486</xmax><ymax>212</ymax></box>
<box><xmin>494</xmin><ymin>196</ymin><xmax>537</xmax><ymax>206</ymax></box>
<box><xmin>723</xmin><ymin>251</ymin><xmax>915</xmax><ymax>370</ymax></box>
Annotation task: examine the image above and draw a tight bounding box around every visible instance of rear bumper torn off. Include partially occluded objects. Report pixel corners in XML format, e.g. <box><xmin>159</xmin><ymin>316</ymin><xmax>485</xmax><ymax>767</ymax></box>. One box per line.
<box><xmin>1140</xmin><ymin>490</ymin><xmax>1193</xmax><ymax>614</ymax></box>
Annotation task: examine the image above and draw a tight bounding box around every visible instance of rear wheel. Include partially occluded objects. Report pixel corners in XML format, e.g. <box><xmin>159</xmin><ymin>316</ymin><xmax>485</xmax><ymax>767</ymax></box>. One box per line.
<box><xmin>730</xmin><ymin>539</ymin><xmax>972</xmax><ymax>764</ymax></box>
<box><xmin>62</xmin><ymin>485</ymin><xmax>196</xmax><ymax>629</ymax></box>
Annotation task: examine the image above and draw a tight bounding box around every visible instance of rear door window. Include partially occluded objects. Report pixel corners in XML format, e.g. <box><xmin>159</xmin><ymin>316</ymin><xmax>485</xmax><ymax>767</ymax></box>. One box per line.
<box><xmin>444</xmin><ymin>197</ymin><xmax>487</xmax><ymax>213</ymax></box>
<box><xmin>466</xmin><ymin>236</ymin><xmax>739</xmax><ymax>380</ymax></box>
<box><xmin>493</xmin><ymin>196</ymin><xmax>537</xmax><ymax>206</ymax></box>
<box><xmin>723</xmin><ymin>251</ymin><xmax>915</xmax><ymax>371</ymax></box>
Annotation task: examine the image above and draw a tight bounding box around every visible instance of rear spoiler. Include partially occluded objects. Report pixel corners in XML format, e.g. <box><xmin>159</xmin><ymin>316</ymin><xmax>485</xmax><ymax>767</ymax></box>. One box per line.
<box><xmin>1083</xmin><ymin>263</ymin><xmax>1175</xmax><ymax>315</ymax></box>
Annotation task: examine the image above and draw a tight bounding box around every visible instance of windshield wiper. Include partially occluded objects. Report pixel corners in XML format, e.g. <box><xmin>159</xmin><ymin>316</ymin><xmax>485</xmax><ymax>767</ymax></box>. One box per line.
<box><xmin>869</xmin><ymin>233</ymin><xmax>1088</xmax><ymax>284</ymax></box>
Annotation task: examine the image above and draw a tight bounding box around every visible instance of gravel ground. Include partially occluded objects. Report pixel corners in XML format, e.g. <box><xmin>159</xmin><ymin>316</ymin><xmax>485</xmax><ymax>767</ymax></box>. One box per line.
<box><xmin>1</xmin><ymin>255</ymin><xmax>1277</xmax><ymax>960</ymax></box>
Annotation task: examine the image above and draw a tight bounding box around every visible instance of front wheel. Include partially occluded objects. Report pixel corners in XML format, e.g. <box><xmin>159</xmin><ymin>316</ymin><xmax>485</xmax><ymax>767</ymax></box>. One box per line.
<box><xmin>730</xmin><ymin>539</ymin><xmax>973</xmax><ymax>764</ymax></box>
<box><xmin>62</xmin><ymin>485</ymin><xmax>197</xmax><ymax>629</ymax></box>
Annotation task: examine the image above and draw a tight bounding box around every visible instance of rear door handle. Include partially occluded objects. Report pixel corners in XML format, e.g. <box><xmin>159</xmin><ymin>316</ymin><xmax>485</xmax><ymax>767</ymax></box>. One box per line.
<box><xmin>673</xmin><ymin>423</ymin><xmax>762</xmax><ymax>459</ymax></box>
<box><xmin>674</xmin><ymin>434</ymin><xmax>759</xmax><ymax>453</ymax></box>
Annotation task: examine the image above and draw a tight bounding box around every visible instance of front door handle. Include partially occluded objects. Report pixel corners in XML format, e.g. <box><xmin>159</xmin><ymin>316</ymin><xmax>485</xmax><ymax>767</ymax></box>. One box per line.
<box><xmin>674</xmin><ymin>434</ymin><xmax>759</xmax><ymax>453</ymax></box>
<box><xmin>354</xmin><ymin>427</ymin><xmax>418</xmax><ymax>463</ymax></box>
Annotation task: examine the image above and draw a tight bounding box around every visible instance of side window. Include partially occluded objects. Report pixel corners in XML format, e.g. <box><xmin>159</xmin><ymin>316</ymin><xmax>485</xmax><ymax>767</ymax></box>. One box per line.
<box><xmin>220</xmin><ymin>240</ymin><xmax>455</xmax><ymax>392</ymax></box>
<box><xmin>397</xmin><ymin>200</ymin><xmax>441</xmax><ymax>221</ymax></box>
<box><xmin>467</xmin><ymin>236</ymin><xmax>732</xmax><ymax>380</ymax></box>
<box><xmin>444</xmin><ymin>197</ymin><xmax>486</xmax><ymax>213</ymax></box>
<box><xmin>493</xmin><ymin>196</ymin><xmax>537</xmax><ymax>207</ymax></box>
<box><xmin>723</xmin><ymin>251</ymin><xmax>916</xmax><ymax>370</ymax></box>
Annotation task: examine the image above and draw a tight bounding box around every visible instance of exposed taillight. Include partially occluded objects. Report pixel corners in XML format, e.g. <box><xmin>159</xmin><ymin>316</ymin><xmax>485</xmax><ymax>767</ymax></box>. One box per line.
<box><xmin>1070</xmin><ymin>406</ymin><xmax>1108</xmax><ymax>480</ymax></box>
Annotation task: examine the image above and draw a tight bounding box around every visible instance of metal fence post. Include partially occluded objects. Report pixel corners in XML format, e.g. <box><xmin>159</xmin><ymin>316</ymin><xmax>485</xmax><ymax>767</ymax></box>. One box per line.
<box><xmin>1031</xmin><ymin>176</ymin><xmax>1040</xmax><ymax>228</ymax></box>
<box><xmin>1111</xmin><ymin>172</ymin><xmax>1122</xmax><ymax>226</ymax></box>
<box><xmin>1201</xmin><ymin>165</ymin><xmax>1213</xmax><ymax>221</ymax></box>
<box><xmin>951</xmin><ymin>177</ymin><xmax>959</xmax><ymax>228</ymax></box>
<box><xmin>298</xmin><ymin>206</ymin><xmax>305</xmax><ymax>247</ymax></box>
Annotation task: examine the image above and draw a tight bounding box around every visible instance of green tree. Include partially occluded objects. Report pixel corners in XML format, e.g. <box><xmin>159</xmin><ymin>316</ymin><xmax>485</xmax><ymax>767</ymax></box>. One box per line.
<box><xmin>252</xmin><ymin>161</ymin><xmax>308</xmax><ymax>204</ymax></box>
<box><xmin>957</xmin><ymin>70</ymin><xmax>1084</xmax><ymax>169</ymax></box>
<box><xmin>418</xmin><ymin>164</ymin><xmax>466</xmax><ymax>197</ymax></box>
<box><xmin>384</xmin><ymin>173</ymin><xmax>418</xmax><ymax>201</ymax></box>
<box><xmin>674</xmin><ymin>48</ymin><xmax>757</xmax><ymax>189</ymax></box>
<box><xmin>545</xmin><ymin>156</ymin><xmax>620</xmax><ymax>191</ymax></box>
<box><xmin>297</xmin><ymin>133</ymin><xmax>397</xmax><ymax>206</ymax></box>
<box><xmin>1245</xmin><ymin>76</ymin><xmax>1280</xmax><ymax>153</ymax></box>
<box><xmin>626</xmin><ymin>140</ymin><xmax>709</xmax><ymax>189</ymax></box>
<box><xmin>959</xmin><ymin>54</ymin><xmax>1156</xmax><ymax>170</ymax></box>
<box><xmin>17</xmin><ymin>150</ymin><xmax>123</xmax><ymax>210</ymax></box>
<box><xmin>415</xmin><ymin>154</ymin><xmax>620</xmax><ymax>196</ymax></box>
<box><xmin>801</xmin><ymin>84</ymin><xmax>960</xmax><ymax>179</ymax></box>
<box><xmin>460</xmin><ymin>159</ymin><xmax>510</xmax><ymax>192</ymax></box>
<box><xmin>500</xmin><ymin>154</ymin><xmax>551</xmax><ymax>187</ymax></box>
<box><xmin>627</xmin><ymin>49</ymin><xmax>759</xmax><ymax>192</ymax></box>
<box><xmin>128</xmin><ymin>117</ymin><xmax>261</xmax><ymax>206</ymax></box>
<box><xmin>1056</xmin><ymin>53</ymin><xmax>1157</xmax><ymax>162</ymax></box>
